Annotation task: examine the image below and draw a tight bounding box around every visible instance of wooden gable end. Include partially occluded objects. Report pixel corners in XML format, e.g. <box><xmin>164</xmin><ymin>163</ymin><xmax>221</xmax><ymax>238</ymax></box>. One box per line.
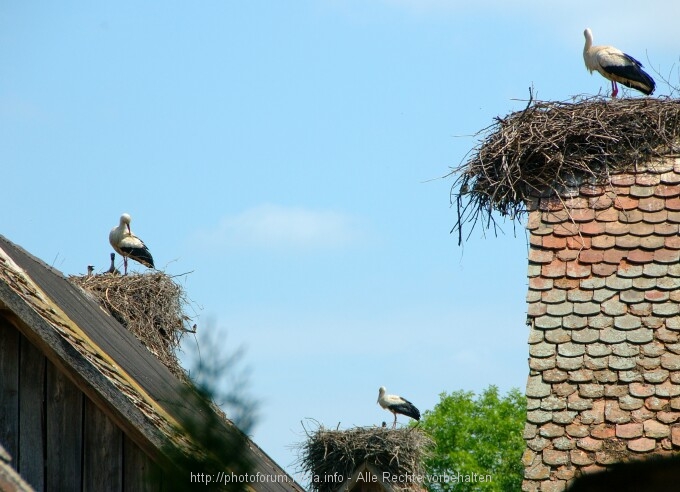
<box><xmin>0</xmin><ymin>318</ymin><xmax>162</xmax><ymax>492</ymax></box>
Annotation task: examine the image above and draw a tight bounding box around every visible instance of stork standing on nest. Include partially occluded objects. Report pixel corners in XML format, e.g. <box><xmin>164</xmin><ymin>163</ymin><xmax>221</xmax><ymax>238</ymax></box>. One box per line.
<box><xmin>109</xmin><ymin>213</ymin><xmax>154</xmax><ymax>275</ymax></box>
<box><xmin>583</xmin><ymin>27</ymin><xmax>655</xmax><ymax>98</ymax></box>
<box><xmin>378</xmin><ymin>386</ymin><xmax>421</xmax><ymax>429</ymax></box>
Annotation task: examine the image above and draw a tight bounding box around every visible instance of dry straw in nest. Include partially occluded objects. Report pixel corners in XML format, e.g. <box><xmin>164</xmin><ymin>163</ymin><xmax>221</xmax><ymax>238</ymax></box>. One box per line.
<box><xmin>450</xmin><ymin>96</ymin><xmax>680</xmax><ymax>244</ymax></box>
<box><xmin>298</xmin><ymin>425</ymin><xmax>433</xmax><ymax>492</ymax></box>
<box><xmin>70</xmin><ymin>271</ymin><xmax>194</xmax><ymax>379</ymax></box>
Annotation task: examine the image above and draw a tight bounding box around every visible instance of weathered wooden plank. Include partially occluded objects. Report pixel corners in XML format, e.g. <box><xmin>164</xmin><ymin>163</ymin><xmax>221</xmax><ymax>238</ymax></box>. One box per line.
<box><xmin>123</xmin><ymin>435</ymin><xmax>162</xmax><ymax>492</ymax></box>
<box><xmin>46</xmin><ymin>360</ymin><xmax>82</xmax><ymax>492</ymax></box>
<box><xmin>0</xmin><ymin>318</ymin><xmax>19</xmax><ymax>465</ymax></box>
<box><xmin>83</xmin><ymin>398</ymin><xmax>122</xmax><ymax>492</ymax></box>
<box><xmin>18</xmin><ymin>331</ymin><xmax>46</xmax><ymax>491</ymax></box>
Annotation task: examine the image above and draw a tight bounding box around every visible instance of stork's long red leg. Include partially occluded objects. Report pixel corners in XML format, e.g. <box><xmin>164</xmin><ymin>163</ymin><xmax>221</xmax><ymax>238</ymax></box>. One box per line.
<box><xmin>392</xmin><ymin>413</ymin><xmax>397</xmax><ymax>429</ymax></box>
<box><xmin>124</xmin><ymin>257</ymin><xmax>128</xmax><ymax>275</ymax></box>
<box><xmin>611</xmin><ymin>80</ymin><xmax>618</xmax><ymax>98</ymax></box>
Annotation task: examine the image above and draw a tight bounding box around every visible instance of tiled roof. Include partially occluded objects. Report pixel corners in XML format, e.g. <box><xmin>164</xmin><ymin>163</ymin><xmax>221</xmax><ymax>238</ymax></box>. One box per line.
<box><xmin>523</xmin><ymin>159</ymin><xmax>680</xmax><ymax>492</ymax></box>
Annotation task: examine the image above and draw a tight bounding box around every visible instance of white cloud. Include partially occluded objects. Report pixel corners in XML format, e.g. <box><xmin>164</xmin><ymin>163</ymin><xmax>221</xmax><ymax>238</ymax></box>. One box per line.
<box><xmin>193</xmin><ymin>203</ymin><xmax>365</xmax><ymax>251</ymax></box>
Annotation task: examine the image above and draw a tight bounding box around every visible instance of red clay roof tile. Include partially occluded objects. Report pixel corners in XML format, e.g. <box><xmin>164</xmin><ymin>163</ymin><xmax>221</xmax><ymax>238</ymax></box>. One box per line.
<box><xmin>546</xmin><ymin>329</ymin><xmax>572</xmax><ymax>344</ymax></box>
<box><xmin>627</xmin><ymin>437</ymin><xmax>656</xmax><ymax>452</ymax></box>
<box><xmin>529</xmin><ymin>248</ymin><xmax>555</xmax><ymax>263</ymax></box>
<box><xmin>616</xmin><ymin>235</ymin><xmax>641</xmax><ymax>248</ymax></box>
<box><xmin>573</xmin><ymin>303</ymin><xmax>601</xmax><ymax>316</ymax></box>
<box><xmin>639</xmin><ymin>196</ymin><xmax>666</xmax><ymax>212</ymax></box>
<box><xmin>602</xmin><ymin>247</ymin><xmax>626</xmax><ymax>264</ymax></box>
<box><xmin>600</xmin><ymin>327</ymin><xmax>627</xmax><ymax>343</ymax></box>
<box><xmin>547</xmin><ymin>302</ymin><xmax>574</xmax><ymax>316</ymax></box>
<box><xmin>590</xmin><ymin>194</ymin><xmax>616</xmax><ymax>210</ymax></box>
<box><xmin>566</xmin><ymin>261</ymin><xmax>591</xmax><ymax>278</ymax></box>
<box><xmin>553</xmin><ymin>221</ymin><xmax>580</xmax><ymax>236</ymax></box>
<box><xmin>567</xmin><ymin>289</ymin><xmax>594</xmax><ymax>302</ymax></box>
<box><xmin>580</xmin><ymin>221</ymin><xmax>606</xmax><ymax>235</ymax></box>
<box><xmin>654</xmin><ymin>222</ymin><xmax>679</xmax><ymax>235</ymax></box>
<box><xmin>627</xmin><ymin>249</ymin><xmax>655</xmax><ymax>263</ymax></box>
<box><xmin>542</xmin><ymin>235</ymin><xmax>568</xmax><ymax>249</ymax></box>
<box><xmin>635</xmin><ymin>174</ymin><xmax>661</xmax><ymax>186</ymax></box>
<box><xmin>665</xmin><ymin>236</ymin><xmax>680</xmax><ymax>249</ymax></box>
<box><xmin>591</xmin><ymin>263</ymin><xmax>619</xmax><ymax>276</ymax></box>
<box><xmin>639</xmin><ymin>236</ymin><xmax>666</xmax><ymax>249</ymax></box>
<box><xmin>641</xmin><ymin>210</ymin><xmax>668</xmax><ymax>223</ymax></box>
<box><xmin>580</xmin><ymin>277</ymin><xmax>606</xmax><ymax>289</ymax></box>
<box><xmin>618</xmin><ymin>209</ymin><xmax>644</xmax><ymax>223</ymax></box>
<box><xmin>594</xmin><ymin>207</ymin><xmax>620</xmax><ymax>222</ymax></box>
<box><xmin>654</xmin><ymin>184</ymin><xmax>680</xmax><ymax>198</ymax></box>
<box><xmin>614</xmin><ymin>195</ymin><xmax>639</xmax><ymax>210</ymax></box>
<box><xmin>529</xmin><ymin>276</ymin><xmax>554</xmax><ymax>290</ymax></box>
<box><xmin>660</xmin><ymin>169</ymin><xmax>680</xmax><ymax>183</ymax></box>
<box><xmin>610</xmin><ymin>174</ymin><xmax>636</xmax><ymax>186</ymax></box>
<box><xmin>628</xmin><ymin>302</ymin><xmax>652</xmax><ymax>317</ymax></box>
<box><xmin>566</xmin><ymin>236</ymin><xmax>591</xmax><ymax>249</ymax></box>
<box><xmin>619</xmin><ymin>263</ymin><xmax>645</xmax><ymax>278</ymax></box>
<box><xmin>557</xmin><ymin>249</ymin><xmax>580</xmax><ymax>261</ymax></box>
<box><xmin>542</xmin><ymin>289</ymin><xmax>567</xmax><ymax>303</ymax></box>
<box><xmin>539</xmin><ymin>197</ymin><xmax>566</xmax><ymax>211</ymax></box>
<box><xmin>629</xmin><ymin>185</ymin><xmax>655</xmax><ymax>198</ymax></box>
<box><xmin>628</xmin><ymin>221</ymin><xmax>655</xmax><ymax>237</ymax></box>
<box><xmin>554</xmin><ymin>278</ymin><xmax>581</xmax><ymax>289</ymax></box>
<box><xmin>601</xmin><ymin>297</ymin><xmax>627</xmax><ymax>316</ymax></box>
<box><xmin>570</xmin><ymin>208</ymin><xmax>596</xmax><ymax>222</ymax></box>
<box><xmin>619</xmin><ymin>289</ymin><xmax>645</xmax><ymax>304</ymax></box>
<box><xmin>580</xmin><ymin>184</ymin><xmax>605</xmax><ymax>197</ymax></box>
<box><xmin>542</xmin><ymin>260</ymin><xmax>567</xmax><ymax>278</ymax></box>
<box><xmin>578</xmin><ymin>249</ymin><xmax>604</xmax><ymax>264</ymax></box>
<box><xmin>627</xmin><ymin>328</ymin><xmax>654</xmax><ymax>344</ymax></box>
<box><xmin>542</xmin><ymin>209</ymin><xmax>571</xmax><ymax>224</ymax></box>
<box><xmin>589</xmin><ymin>315</ymin><xmax>614</xmax><ymax>329</ymax></box>
<box><xmin>572</xmin><ymin>328</ymin><xmax>599</xmax><ymax>343</ymax></box>
<box><xmin>654</xmin><ymin>248</ymin><xmax>680</xmax><ymax>263</ymax></box>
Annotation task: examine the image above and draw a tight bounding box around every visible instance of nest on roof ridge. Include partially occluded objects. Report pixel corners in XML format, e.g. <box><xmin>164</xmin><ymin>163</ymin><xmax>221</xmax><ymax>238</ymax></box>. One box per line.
<box><xmin>69</xmin><ymin>271</ymin><xmax>195</xmax><ymax>380</ymax></box>
<box><xmin>450</xmin><ymin>96</ymin><xmax>680</xmax><ymax>243</ymax></box>
<box><xmin>297</xmin><ymin>425</ymin><xmax>433</xmax><ymax>492</ymax></box>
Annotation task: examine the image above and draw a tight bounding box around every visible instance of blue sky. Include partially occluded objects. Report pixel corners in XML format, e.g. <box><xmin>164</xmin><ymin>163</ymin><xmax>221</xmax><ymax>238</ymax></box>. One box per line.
<box><xmin>2</xmin><ymin>0</ymin><xmax>678</xmax><ymax>483</ymax></box>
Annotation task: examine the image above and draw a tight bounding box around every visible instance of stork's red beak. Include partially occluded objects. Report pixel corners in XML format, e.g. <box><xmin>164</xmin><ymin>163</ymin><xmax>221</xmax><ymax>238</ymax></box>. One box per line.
<box><xmin>126</xmin><ymin>225</ymin><xmax>131</xmax><ymax>234</ymax></box>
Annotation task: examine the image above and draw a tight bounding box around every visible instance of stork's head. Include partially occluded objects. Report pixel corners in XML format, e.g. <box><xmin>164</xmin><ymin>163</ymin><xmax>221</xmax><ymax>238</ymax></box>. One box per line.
<box><xmin>378</xmin><ymin>386</ymin><xmax>386</xmax><ymax>401</ymax></box>
<box><xmin>120</xmin><ymin>213</ymin><xmax>132</xmax><ymax>233</ymax></box>
<box><xmin>583</xmin><ymin>28</ymin><xmax>593</xmax><ymax>45</ymax></box>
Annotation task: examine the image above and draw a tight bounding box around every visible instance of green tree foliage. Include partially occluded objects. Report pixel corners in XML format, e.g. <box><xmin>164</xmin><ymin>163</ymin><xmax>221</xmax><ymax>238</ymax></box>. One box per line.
<box><xmin>420</xmin><ymin>386</ymin><xmax>526</xmax><ymax>492</ymax></box>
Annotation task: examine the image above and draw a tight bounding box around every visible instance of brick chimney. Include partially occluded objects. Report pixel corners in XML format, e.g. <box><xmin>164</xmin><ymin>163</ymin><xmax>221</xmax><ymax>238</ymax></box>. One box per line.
<box><xmin>523</xmin><ymin>158</ymin><xmax>680</xmax><ymax>491</ymax></box>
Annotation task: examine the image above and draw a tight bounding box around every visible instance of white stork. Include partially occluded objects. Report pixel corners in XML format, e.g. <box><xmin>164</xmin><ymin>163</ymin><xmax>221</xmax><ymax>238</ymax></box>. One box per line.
<box><xmin>377</xmin><ymin>386</ymin><xmax>421</xmax><ymax>429</ymax></box>
<box><xmin>583</xmin><ymin>28</ymin><xmax>655</xmax><ymax>98</ymax></box>
<box><xmin>109</xmin><ymin>213</ymin><xmax>154</xmax><ymax>275</ymax></box>
<box><xmin>106</xmin><ymin>252</ymin><xmax>121</xmax><ymax>275</ymax></box>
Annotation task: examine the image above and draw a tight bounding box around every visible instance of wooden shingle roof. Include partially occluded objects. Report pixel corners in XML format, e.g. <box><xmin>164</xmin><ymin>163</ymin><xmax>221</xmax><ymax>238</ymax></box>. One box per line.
<box><xmin>0</xmin><ymin>235</ymin><xmax>302</xmax><ymax>491</ymax></box>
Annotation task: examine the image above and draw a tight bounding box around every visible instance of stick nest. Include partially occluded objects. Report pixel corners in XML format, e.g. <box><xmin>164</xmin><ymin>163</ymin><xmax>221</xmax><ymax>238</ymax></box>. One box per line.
<box><xmin>69</xmin><ymin>272</ymin><xmax>194</xmax><ymax>379</ymax></box>
<box><xmin>298</xmin><ymin>425</ymin><xmax>433</xmax><ymax>492</ymax></box>
<box><xmin>451</xmin><ymin>96</ymin><xmax>680</xmax><ymax>243</ymax></box>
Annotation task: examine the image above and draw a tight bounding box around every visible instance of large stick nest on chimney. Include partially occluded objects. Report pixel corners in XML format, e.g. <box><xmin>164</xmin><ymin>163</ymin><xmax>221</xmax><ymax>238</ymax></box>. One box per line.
<box><xmin>450</xmin><ymin>96</ymin><xmax>680</xmax><ymax>244</ymax></box>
